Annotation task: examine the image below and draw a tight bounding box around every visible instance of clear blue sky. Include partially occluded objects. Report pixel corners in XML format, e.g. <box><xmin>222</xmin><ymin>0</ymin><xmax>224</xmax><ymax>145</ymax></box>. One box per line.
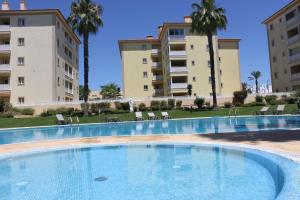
<box><xmin>10</xmin><ymin>0</ymin><xmax>291</xmax><ymax>90</ymax></box>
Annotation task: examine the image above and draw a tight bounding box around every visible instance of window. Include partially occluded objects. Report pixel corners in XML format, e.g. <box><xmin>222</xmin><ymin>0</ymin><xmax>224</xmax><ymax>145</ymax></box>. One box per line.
<box><xmin>18</xmin><ymin>97</ymin><xmax>25</xmax><ymax>104</ymax></box>
<box><xmin>57</xmin><ymin>39</ymin><xmax>60</xmax><ymax>48</ymax></box>
<box><xmin>57</xmin><ymin>21</ymin><xmax>60</xmax><ymax>29</ymax></box>
<box><xmin>271</xmin><ymin>40</ymin><xmax>275</xmax><ymax>47</ymax></box>
<box><xmin>274</xmin><ymin>72</ymin><xmax>278</xmax><ymax>79</ymax></box>
<box><xmin>58</xmin><ymin>96</ymin><xmax>60</xmax><ymax>102</ymax></box>
<box><xmin>142</xmin><ymin>45</ymin><xmax>147</xmax><ymax>50</ymax></box>
<box><xmin>144</xmin><ymin>85</ymin><xmax>148</xmax><ymax>91</ymax></box>
<box><xmin>282</xmin><ymin>52</ymin><xmax>286</xmax><ymax>57</ymax></box>
<box><xmin>219</xmin><ymin>57</ymin><xmax>221</xmax><ymax>62</ymax></box>
<box><xmin>273</xmin><ymin>56</ymin><xmax>277</xmax><ymax>63</ymax></box>
<box><xmin>190</xmin><ymin>44</ymin><xmax>194</xmax><ymax>50</ymax></box>
<box><xmin>18</xmin><ymin>57</ymin><xmax>25</xmax><ymax>65</ymax></box>
<box><xmin>193</xmin><ymin>77</ymin><xmax>196</xmax><ymax>82</ymax></box>
<box><xmin>286</xmin><ymin>10</ymin><xmax>296</xmax><ymax>21</ymax></box>
<box><xmin>143</xmin><ymin>71</ymin><xmax>148</xmax><ymax>78</ymax></box>
<box><xmin>18</xmin><ymin>38</ymin><xmax>24</xmax><ymax>46</ymax></box>
<box><xmin>57</xmin><ymin>58</ymin><xmax>60</xmax><ymax>67</ymax></box>
<box><xmin>281</xmin><ymin>35</ymin><xmax>284</xmax><ymax>40</ymax></box>
<box><xmin>284</xmin><ymin>69</ymin><xmax>287</xmax><ymax>74</ymax></box>
<box><xmin>221</xmin><ymin>83</ymin><xmax>223</xmax><ymax>88</ymax></box>
<box><xmin>220</xmin><ymin>70</ymin><xmax>222</xmax><ymax>75</ymax></box>
<box><xmin>192</xmin><ymin>61</ymin><xmax>195</xmax><ymax>66</ymax></box>
<box><xmin>18</xmin><ymin>18</ymin><xmax>25</xmax><ymax>26</ymax></box>
<box><xmin>57</xmin><ymin>77</ymin><xmax>60</xmax><ymax>86</ymax></box>
<box><xmin>279</xmin><ymin>18</ymin><xmax>282</xmax><ymax>23</ymax></box>
<box><xmin>270</xmin><ymin>24</ymin><xmax>274</xmax><ymax>31</ymax></box>
<box><xmin>142</xmin><ymin>58</ymin><xmax>147</xmax><ymax>64</ymax></box>
<box><xmin>18</xmin><ymin>77</ymin><xmax>25</xmax><ymax>85</ymax></box>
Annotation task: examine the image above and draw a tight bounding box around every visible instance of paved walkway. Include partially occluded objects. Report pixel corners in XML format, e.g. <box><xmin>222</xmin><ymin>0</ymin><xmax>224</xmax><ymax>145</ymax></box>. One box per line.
<box><xmin>0</xmin><ymin>130</ymin><xmax>300</xmax><ymax>162</ymax></box>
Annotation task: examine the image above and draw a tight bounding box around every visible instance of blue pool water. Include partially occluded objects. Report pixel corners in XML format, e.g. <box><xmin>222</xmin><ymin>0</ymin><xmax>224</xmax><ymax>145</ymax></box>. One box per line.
<box><xmin>0</xmin><ymin>144</ymin><xmax>299</xmax><ymax>200</ymax></box>
<box><xmin>1</xmin><ymin>116</ymin><xmax>300</xmax><ymax>145</ymax></box>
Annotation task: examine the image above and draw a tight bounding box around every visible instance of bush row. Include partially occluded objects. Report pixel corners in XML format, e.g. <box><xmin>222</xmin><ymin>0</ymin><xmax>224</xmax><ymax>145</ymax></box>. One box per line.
<box><xmin>137</xmin><ymin>100</ymin><xmax>182</xmax><ymax>112</ymax></box>
<box><xmin>40</xmin><ymin>108</ymin><xmax>83</xmax><ymax>117</ymax></box>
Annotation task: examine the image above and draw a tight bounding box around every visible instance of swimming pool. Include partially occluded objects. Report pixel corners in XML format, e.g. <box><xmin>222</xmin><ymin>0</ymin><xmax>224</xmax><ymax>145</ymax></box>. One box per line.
<box><xmin>0</xmin><ymin>143</ymin><xmax>299</xmax><ymax>200</ymax></box>
<box><xmin>0</xmin><ymin>116</ymin><xmax>300</xmax><ymax>145</ymax></box>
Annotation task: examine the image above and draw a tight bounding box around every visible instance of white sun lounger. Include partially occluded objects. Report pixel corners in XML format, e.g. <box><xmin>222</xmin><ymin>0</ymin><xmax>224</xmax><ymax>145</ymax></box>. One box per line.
<box><xmin>147</xmin><ymin>112</ymin><xmax>156</xmax><ymax>120</ymax></box>
<box><xmin>56</xmin><ymin>114</ymin><xmax>65</xmax><ymax>125</ymax></box>
<box><xmin>275</xmin><ymin>105</ymin><xmax>285</xmax><ymax>115</ymax></box>
<box><xmin>135</xmin><ymin>112</ymin><xmax>143</xmax><ymax>121</ymax></box>
<box><xmin>260</xmin><ymin>107</ymin><xmax>269</xmax><ymax>115</ymax></box>
<box><xmin>161</xmin><ymin>112</ymin><xmax>170</xmax><ymax>120</ymax></box>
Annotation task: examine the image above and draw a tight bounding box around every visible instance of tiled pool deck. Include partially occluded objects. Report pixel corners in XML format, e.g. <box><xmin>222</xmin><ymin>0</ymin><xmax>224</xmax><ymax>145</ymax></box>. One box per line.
<box><xmin>0</xmin><ymin>129</ymin><xmax>300</xmax><ymax>163</ymax></box>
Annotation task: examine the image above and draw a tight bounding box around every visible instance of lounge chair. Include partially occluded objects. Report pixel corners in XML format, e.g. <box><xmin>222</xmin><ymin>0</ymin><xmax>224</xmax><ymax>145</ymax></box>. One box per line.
<box><xmin>274</xmin><ymin>105</ymin><xmax>285</xmax><ymax>115</ymax></box>
<box><xmin>260</xmin><ymin>107</ymin><xmax>269</xmax><ymax>115</ymax></box>
<box><xmin>56</xmin><ymin>114</ymin><xmax>65</xmax><ymax>125</ymax></box>
<box><xmin>135</xmin><ymin>112</ymin><xmax>143</xmax><ymax>121</ymax></box>
<box><xmin>161</xmin><ymin>112</ymin><xmax>170</xmax><ymax>120</ymax></box>
<box><xmin>147</xmin><ymin>112</ymin><xmax>157</xmax><ymax>120</ymax></box>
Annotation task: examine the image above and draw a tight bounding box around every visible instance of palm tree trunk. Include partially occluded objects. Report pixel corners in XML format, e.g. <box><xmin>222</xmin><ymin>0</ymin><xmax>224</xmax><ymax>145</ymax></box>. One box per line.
<box><xmin>207</xmin><ymin>32</ymin><xmax>217</xmax><ymax>108</ymax></box>
<box><xmin>255</xmin><ymin>79</ymin><xmax>258</xmax><ymax>94</ymax></box>
<box><xmin>83</xmin><ymin>30</ymin><xmax>89</xmax><ymax>116</ymax></box>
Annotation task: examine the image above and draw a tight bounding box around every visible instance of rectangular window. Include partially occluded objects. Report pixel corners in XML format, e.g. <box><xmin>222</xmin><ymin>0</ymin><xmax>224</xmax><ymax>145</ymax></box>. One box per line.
<box><xmin>219</xmin><ymin>57</ymin><xmax>221</xmax><ymax>62</ymax></box>
<box><xmin>57</xmin><ymin>39</ymin><xmax>60</xmax><ymax>48</ymax></box>
<box><xmin>190</xmin><ymin>44</ymin><xmax>194</xmax><ymax>50</ymax></box>
<box><xmin>18</xmin><ymin>97</ymin><xmax>25</xmax><ymax>104</ymax></box>
<box><xmin>18</xmin><ymin>18</ymin><xmax>25</xmax><ymax>26</ymax></box>
<box><xmin>192</xmin><ymin>61</ymin><xmax>195</xmax><ymax>66</ymax></box>
<box><xmin>57</xmin><ymin>58</ymin><xmax>60</xmax><ymax>67</ymax></box>
<box><xmin>273</xmin><ymin>56</ymin><xmax>277</xmax><ymax>63</ymax></box>
<box><xmin>220</xmin><ymin>70</ymin><xmax>222</xmax><ymax>75</ymax></box>
<box><xmin>18</xmin><ymin>57</ymin><xmax>25</xmax><ymax>65</ymax></box>
<box><xmin>57</xmin><ymin>77</ymin><xmax>60</xmax><ymax>86</ymax></box>
<box><xmin>144</xmin><ymin>85</ymin><xmax>148</xmax><ymax>91</ymax></box>
<box><xmin>18</xmin><ymin>38</ymin><xmax>25</xmax><ymax>46</ymax></box>
<box><xmin>221</xmin><ymin>83</ymin><xmax>223</xmax><ymax>88</ymax></box>
<box><xmin>18</xmin><ymin>77</ymin><xmax>25</xmax><ymax>85</ymax></box>
<box><xmin>142</xmin><ymin>58</ymin><xmax>147</xmax><ymax>64</ymax></box>
<box><xmin>271</xmin><ymin>40</ymin><xmax>275</xmax><ymax>47</ymax></box>
<box><xmin>57</xmin><ymin>21</ymin><xmax>60</xmax><ymax>29</ymax></box>
<box><xmin>270</xmin><ymin>24</ymin><xmax>274</xmax><ymax>31</ymax></box>
<box><xmin>274</xmin><ymin>72</ymin><xmax>278</xmax><ymax>79</ymax></box>
<box><xmin>143</xmin><ymin>72</ymin><xmax>148</xmax><ymax>78</ymax></box>
<box><xmin>193</xmin><ymin>77</ymin><xmax>196</xmax><ymax>82</ymax></box>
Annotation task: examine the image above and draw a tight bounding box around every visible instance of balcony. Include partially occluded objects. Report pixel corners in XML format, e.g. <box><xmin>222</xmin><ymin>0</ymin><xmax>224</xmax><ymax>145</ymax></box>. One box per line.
<box><xmin>169</xmin><ymin>51</ymin><xmax>187</xmax><ymax>57</ymax></box>
<box><xmin>65</xmin><ymin>88</ymin><xmax>74</xmax><ymax>95</ymax></box>
<box><xmin>0</xmin><ymin>44</ymin><xmax>10</xmax><ymax>52</ymax></box>
<box><xmin>288</xmin><ymin>35</ymin><xmax>300</xmax><ymax>45</ymax></box>
<box><xmin>0</xmin><ymin>84</ymin><xmax>11</xmax><ymax>91</ymax></box>
<box><xmin>291</xmin><ymin>72</ymin><xmax>300</xmax><ymax>80</ymax></box>
<box><xmin>0</xmin><ymin>25</ymin><xmax>10</xmax><ymax>32</ymax></box>
<box><xmin>0</xmin><ymin>64</ymin><xmax>11</xmax><ymax>72</ymax></box>
<box><xmin>168</xmin><ymin>35</ymin><xmax>185</xmax><ymax>41</ymax></box>
<box><xmin>152</xmin><ymin>62</ymin><xmax>162</xmax><ymax>70</ymax></box>
<box><xmin>171</xmin><ymin>83</ymin><xmax>188</xmax><ymax>89</ymax></box>
<box><xmin>153</xmin><ymin>89</ymin><xmax>164</xmax><ymax>96</ymax></box>
<box><xmin>65</xmin><ymin>72</ymin><xmax>74</xmax><ymax>80</ymax></box>
<box><xmin>152</xmin><ymin>75</ymin><xmax>163</xmax><ymax>82</ymax></box>
<box><xmin>151</xmin><ymin>49</ymin><xmax>161</xmax><ymax>56</ymax></box>
<box><xmin>170</xmin><ymin>67</ymin><xmax>188</xmax><ymax>73</ymax></box>
<box><xmin>286</xmin><ymin>16</ymin><xmax>299</xmax><ymax>28</ymax></box>
<box><xmin>289</xmin><ymin>53</ymin><xmax>300</xmax><ymax>64</ymax></box>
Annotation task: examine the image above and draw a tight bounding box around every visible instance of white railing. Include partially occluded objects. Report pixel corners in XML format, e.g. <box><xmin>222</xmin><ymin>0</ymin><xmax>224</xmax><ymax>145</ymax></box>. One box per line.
<box><xmin>0</xmin><ymin>84</ymin><xmax>11</xmax><ymax>91</ymax></box>
<box><xmin>288</xmin><ymin>35</ymin><xmax>300</xmax><ymax>45</ymax></box>
<box><xmin>171</xmin><ymin>83</ymin><xmax>188</xmax><ymax>89</ymax></box>
<box><xmin>152</xmin><ymin>62</ymin><xmax>161</xmax><ymax>67</ymax></box>
<box><xmin>151</xmin><ymin>49</ymin><xmax>160</xmax><ymax>54</ymax></box>
<box><xmin>168</xmin><ymin>35</ymin><xmax>185</xmax><ymax>41</ymax></box>
<box><xmin>289</xmin><ymin>53</ymin><xmax>300</xmax><ymax>63</ymax></box>
<box><xmin>0</xmin><ymin>25</ymin><xmax>10</xmax><ymax>32</ymax></box>
<box><xmin>152</xmin><ymin>75</ymin><xmax>163</xmax><ymax>81</ymax></box>
<box><xmin>286</xmin><ymin>16</ymin><xmax>299</xmax><ymax>27</ymax></box>
<box><xmin>170</xmin><ymin>67</ymin><xmax>188</xmax><ymax>73</ymax></box>
<box><xmin>169</xmin><ymin>51</ymin><xmax>187</xmax><ymax>57</ymax></box>
<box><xmin>291</xmin><ymin>73</ymin><xmax>300</xmax><ymax>80</ymax></box>
<box><xmin>65</xmin><ymin>72</ymin><xmax>74</xmax><ymax>79</ymax></box>
<box><xmin>0</xmin><ymin>44</ymin><xmax>10</xmax><ymax>51</ymax></box>
<box><xmin>0</xmin><ymin>64</ymin><xmax>10</xmax><ymax>71</ymax></box>
<box><xmin>65</xmin><ymin>88</ymin><xmax>74</xmax><ymax>95</ymax></box>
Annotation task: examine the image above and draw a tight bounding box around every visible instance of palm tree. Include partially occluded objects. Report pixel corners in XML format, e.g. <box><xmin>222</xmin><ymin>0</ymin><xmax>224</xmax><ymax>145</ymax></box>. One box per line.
<box><xmin>100</xmin><ymin>83</ymin><xmax>121</xmax><ymax>99</ymax></box>
<box><xmin>191</xmin><ymin>0</ymin><xmax>227</xmax><ymax>108</ymax></box>
<box><xmin>248</xmin><ymin>71</ymin><xmax>262</xmax><ymax>94</ymax></box>
<box><xmin>68</xmin><ymin>0</ymin><xmax>103</xmax><ymax>116</ymax></box>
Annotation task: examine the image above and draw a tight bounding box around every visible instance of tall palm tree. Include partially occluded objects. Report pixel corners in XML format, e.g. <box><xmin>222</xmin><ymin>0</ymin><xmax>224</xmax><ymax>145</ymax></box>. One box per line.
<box><xmin>68</xmin><ymin>0</ymin><xmax>103</xmax><ymax>116</ymax></box>
<box><xmin>248</xmin><ymin>71</ymin><xmax>262</xmax><ymax>94</ymax></box>
<box><xmin>191</xmin><ymin>0</ymin><xmax>227</xmax><ymax>108</ymax></box>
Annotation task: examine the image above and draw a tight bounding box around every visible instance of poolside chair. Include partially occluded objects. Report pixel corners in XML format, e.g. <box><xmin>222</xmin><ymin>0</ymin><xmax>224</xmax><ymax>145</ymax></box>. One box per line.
<box><xmin>274</xmin><ymin>105</ymin><xmax>285</xmax><ymax>115</ymax></box>
<box><xmin>260</xmin><ymin>107</ymin><xmax>269</xmax><ymax>115</ymax></box>
<box><xmin>135</xmin><ymin>112</ymin><xmax>144</xmax><ymax>121</ymax></box>
<box><xmin>147</xmin><ymin>112</ymin><xmax>157</xmax><ymax>120</ymax></box>
<box><xmin>56</xmin><ymin>114</ymin><xmax>65</xmax><ymax>125</ymax></box>
<box><xmin>161</xmin><ymin>112</ymin><xmax>170</xmax><ymax>120</ymax></box>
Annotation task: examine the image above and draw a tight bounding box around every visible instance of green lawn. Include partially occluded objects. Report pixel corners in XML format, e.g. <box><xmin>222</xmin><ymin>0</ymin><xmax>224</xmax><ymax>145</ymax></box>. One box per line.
<box><xmin>0</xmin><ymin>104</ymin><xmax>298</xmax><ymax>129</ymax></box>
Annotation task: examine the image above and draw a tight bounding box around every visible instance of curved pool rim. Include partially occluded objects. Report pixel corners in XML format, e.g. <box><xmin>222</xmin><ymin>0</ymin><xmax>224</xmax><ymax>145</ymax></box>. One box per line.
<box><xmin>0</xmin><ymin>142</ymin><xmax>299</xmax><ymax>200</ymax></box>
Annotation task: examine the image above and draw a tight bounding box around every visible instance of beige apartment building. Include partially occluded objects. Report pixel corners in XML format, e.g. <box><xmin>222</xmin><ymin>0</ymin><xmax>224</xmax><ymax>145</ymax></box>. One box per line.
<box><xmin>263</xmin><ymin>0</ymin><xmax>300</xmax><ymax>92</ymax></box>
<box><xmin>119</xmin><ymin>16</ymin><xmax>242</xmax><ymax>99</ymax></box>
<box><xmin>0</xmin><ymin>0</ymin><xmax>80</xmax><ymax>106</ymax></box>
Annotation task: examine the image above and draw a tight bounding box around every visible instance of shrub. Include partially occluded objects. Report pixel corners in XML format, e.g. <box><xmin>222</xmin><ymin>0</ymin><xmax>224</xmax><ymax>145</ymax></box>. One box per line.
<box><xmin>242</xmin><ymin>102</ymin><xmax>266</xmax><ymax>107</ymax></box>
<box><xmin>0</xmin><ymin>100</ymin><xmax>5</xmax><ymax>113</ymax></box>
<box><xmin>286</xmin><ymin>96</ymin><xmax>296</xmax><ymax>104</ymax></box>
<box><xmin>71</xmin><ymin>109</ymin><xmax>84</xmax><ymax>117</ymax></box>
<box><xmin>224</xmin><ymin>102</ymin><xmax>232</xmax><ymax>108</ymax></box>
<box><xmin>0</xmin><ymin>113</ymin><xmax>13</xmax><ymax>118</ymax></box>
<box><xmin>98</xmin><ymin>102</ymin><xmax>111</xmax><ymax>109</ymax></box>
<box><xmin>205</xmin><ymin>102</ymin><xmax>211</xmax><ymax>108</ymax></box>
<box><xmin>255</xmin><ymin>96</ymin><xmax>264</xmax><ymax>103</ymax></box>
<box><xmin>121</xmin><ymin>102</ymin><xmax>130</xmax><ymax>111</ymax></box>
<box><xmin>194</xmin><ymin>98</ymin><xmax>205</xmax><ymax>109</ymax></box>
<box><xmin>176</xmin><ymin>100</ymin><xmax>182</xmax><ymax>109</ymax></box>
<box><xmin>18</xmin><ymin>108</ymin><xmax>34</xmax><ymax>115</ymax></box>
<box><xmin>114</xmin><ymin>102</ymin><xmax>123</xmax><ymax>110</ymax></box>
<box><xmin>150</xmin><ymin>101</ymin><xmax>160</xmax><ymax>111</ymax></box>
<box><xmin>138</xmin><ymin>103</ymin><xmax>147</xmax><ymax>112</ymax></box>
<box><xmin>160</xmin><ymin>101</ymin><xmax>168</xmax><ymax>110</ymax></box>
<box><xmin>233</xmin><ymin>91</ymin><xmax>248</xmax><ymax>106</ymax></box>
<box><xmin>265</xmin><ymin>95</ymin><xmax>277</xmax><ymax>105</ymax></box>
<box><xmin>40</xmin><ymin>111</ymin><xmax>50</xmax><ymax>117</ymax></box>
<box><xmin>168</xmin><ymin>99</ymin><xmax>175</xmax><ymax>109</ymax></box>
<box><xmin>90</xmin><ymin>103</ymin><xmax>99</xmax><ymax>114</ymax></box>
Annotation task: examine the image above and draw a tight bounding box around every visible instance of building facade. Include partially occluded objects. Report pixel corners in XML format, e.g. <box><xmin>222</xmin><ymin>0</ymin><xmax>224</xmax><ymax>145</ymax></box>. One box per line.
<box><xmin>119</xmin><ymin>16</ymin><xmax>242</xmax><ymax>99</ymax></box>
<box><xmin>0</xmin><ymin>0</ymin><xmax>80</xmax><ymax>106</ymax></box>
<box><xmin>263</xmin><ymin>0</ymin><xmax>300</xmax><ymax>92</ymax></box>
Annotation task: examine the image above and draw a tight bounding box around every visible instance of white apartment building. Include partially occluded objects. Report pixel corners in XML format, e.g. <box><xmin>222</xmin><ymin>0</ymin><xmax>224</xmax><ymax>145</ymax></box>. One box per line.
<box><xmin>0</xmin><ymin>0</ymin><xmax>80</xmax><ymax>106</ymax></box>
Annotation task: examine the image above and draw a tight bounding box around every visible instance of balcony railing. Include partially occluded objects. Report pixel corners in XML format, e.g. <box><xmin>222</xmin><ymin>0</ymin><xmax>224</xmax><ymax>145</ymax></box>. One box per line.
<box><xmin>168</xmin><ymin>35</ymin><xmax>185</xmax><ymax>41</ymax></box>
<box><xmin>286</xmin><ymin>16</ymin><xmax>299</xmax><ymax>28</ymax></box>
<box><xmin>151</xmin><ymin>49</ymin><xmax>161</xmax><ymax>55</ymax></box>
<box><xmin>0</xmin><ymin>44</ymin><xmax>10</xmax><ymax>51</ymax></box>
<box><xmin>289</xmin><ymin>53</ymin><xmax>300</xmax><ymax>64</ymax></box>
<box><xmin>170</xmin><ymin>67</ymin><xmax>188</xmax><ymax>73</ymax></box>
<box><xmin>288</xmin><ymin>35</ymin><xmax>300</xmax><ymax>45</ymax></box>
<box><xmin>65</xmin><ymin>88</ymin><xmax>74</xmax><ymax>95</ymax></box>
<box><xmin>65</xmin><ymin>72</ymin><xmax>74</xmax><ymax>79</ymax></box>
<box><xmin>291</xmin><ymin>73</ymin><xmax>300</xmax><ymax>80</ymax></box>
<box><xmin>171</xmin><ymin>83</ymin><xmax>188</xmax><ymax>89</ymax></box>
<box><xmin>0</xmin><ymin>84</ymin><xmax>11</xmax><ymax>91</ymax></box>
<box><xmin>152</xmin><ymin>75</ymin><xmax>163</xmax><ymax>81</ymax></box>
<box><xmin>0</xmin><ymin>25</ymin><xmax>10</xmax><ymax>32</ymax></box>
<box><xmin>169</xmin><ymin>51</ymin><xmax>187</xmax><ymax>57</ymax></box>
<box><xmin>0</xmin><ymin>64</ymin><xmax>11</xmax><ymax>71</ymax></box>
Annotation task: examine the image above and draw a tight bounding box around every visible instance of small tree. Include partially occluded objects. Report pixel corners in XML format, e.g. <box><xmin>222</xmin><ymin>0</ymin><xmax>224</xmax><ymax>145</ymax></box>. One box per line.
<box><xmin>100</xmin><ymin>83</ymin><xmax>121</xmax><ymax>99</ymax></box>
<box><xmin>194</xmin><ymin>98</ymin><xmax>205</xmax><ymax>109</ymax></box>
<box><xmin>233</xmin><ymin>91</ymin><xmax>248</xmax><ymax>106</ymax></box>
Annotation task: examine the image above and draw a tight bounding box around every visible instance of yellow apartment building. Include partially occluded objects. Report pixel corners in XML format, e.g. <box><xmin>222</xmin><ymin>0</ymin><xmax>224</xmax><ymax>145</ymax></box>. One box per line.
<box><xmin>119</xmin><ymin>16</ymin><xmax>242</xmax><ymax>99</ymax></box>
<box><xmin>0</xmin><ymin>0</ymin><xmax>80</xmax><ymax>106</ymax></box>
<box><xmin>263</xmin><ymin>0</ymin><xmax>300</xmax><ymax>92</ymax></box>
